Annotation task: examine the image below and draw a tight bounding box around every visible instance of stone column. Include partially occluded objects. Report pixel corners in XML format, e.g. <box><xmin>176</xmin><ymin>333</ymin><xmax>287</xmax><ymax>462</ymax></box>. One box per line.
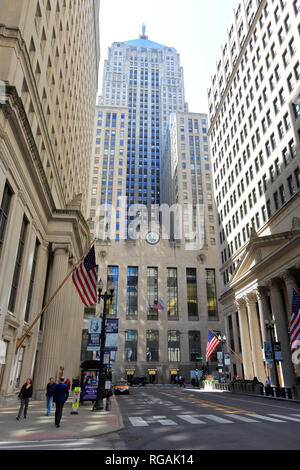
<box><xmin>235</xmin><ymin>298</ymin><xmax>254</xmax><ymax>380</ymax></box>
<box><xmin>269</xmin><ymin>278</ymin><xmax>296</xmax><ymax>388</ymax></box>
<box><xmin>34</xmin><ymin>243</ymin><xmax>70</xmax><ymax>392</ymax></box>
<box><xmin>256</xmin><ymin>286</ymin><xmax>277</xmax><ymax>385</ymax></box>
<box><xmin>256</xmin><ymin>286</ymin><xmax>272</xmax><ymax>344</ymax></box>
<box><xmin>246</xmin><ymin>293</ymin><xmax>266</xmax><ymax>383</ymax></box>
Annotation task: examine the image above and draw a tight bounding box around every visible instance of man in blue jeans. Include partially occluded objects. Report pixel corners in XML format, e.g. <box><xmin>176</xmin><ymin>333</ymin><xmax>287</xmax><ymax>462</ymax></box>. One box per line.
<box><xmin>46</xmin><ymin>377</ymin><xmax>56</xmax><ymax>416</ymax></box>
<box><xmin>53</xmin><ymin>377</ymin><xmax>69</xmax><ymax>428</ymax></box>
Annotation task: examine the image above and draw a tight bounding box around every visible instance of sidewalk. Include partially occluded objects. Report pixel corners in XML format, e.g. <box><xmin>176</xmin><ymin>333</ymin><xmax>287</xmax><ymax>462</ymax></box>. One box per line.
<box><xmin>0</xmin><ymin>396</ymin><xmax>124</xmax><ymax>442</ymax></box>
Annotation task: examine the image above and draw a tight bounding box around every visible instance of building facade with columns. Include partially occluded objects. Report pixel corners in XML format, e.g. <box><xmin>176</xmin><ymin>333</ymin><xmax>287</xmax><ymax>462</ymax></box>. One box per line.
<box><xmin>0</xmin><ymin>0</ymin><xmax>100</xmax><ymax>404</ymax></box>
<box><xmin>208</xmin><ymin>0</ymin><xmax>300</xmax><ymax>386</ymax></box>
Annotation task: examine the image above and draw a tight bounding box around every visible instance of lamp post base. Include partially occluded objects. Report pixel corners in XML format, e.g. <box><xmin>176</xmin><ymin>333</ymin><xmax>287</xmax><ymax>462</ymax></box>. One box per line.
<box><xmin>92</xmin><ymin>397</ymin><xmax>104</xmax><ymax>411</ymax></box>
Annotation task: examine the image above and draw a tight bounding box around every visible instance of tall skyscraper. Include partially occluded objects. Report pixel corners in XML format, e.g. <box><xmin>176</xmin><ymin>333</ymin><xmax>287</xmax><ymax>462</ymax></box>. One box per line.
<box><xmin>0</xmin><ymin>0</ymin><xmax>100</xmax><ymax>402</ymax></box>
<box><xmin>85</xmin><ymin>32</ymin><xmax>224</xmax><ymax>384</ymax></box>
<box><xmin>208</xmin><ymin>0</ymin><xmax>300</xmax><ymax>386</ymax></box>
<box><xmin>99</xmin><ymin>27</ymin><xmax>187</xmax><ymax>227</ymax></box>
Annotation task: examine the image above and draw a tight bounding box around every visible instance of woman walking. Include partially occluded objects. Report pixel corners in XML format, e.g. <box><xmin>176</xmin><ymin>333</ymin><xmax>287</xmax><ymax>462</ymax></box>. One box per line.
<box><xmin>16</xmin><ymin>378</ymin><xmax>33</xmax><ymax>420</ymax></box>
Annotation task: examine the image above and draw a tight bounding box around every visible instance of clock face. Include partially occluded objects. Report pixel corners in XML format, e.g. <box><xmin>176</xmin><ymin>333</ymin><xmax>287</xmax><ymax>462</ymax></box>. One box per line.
<box><xmin>146</xmin><ymin>231</ymin><xmax>160</xmax><ymax>245</ymax></box>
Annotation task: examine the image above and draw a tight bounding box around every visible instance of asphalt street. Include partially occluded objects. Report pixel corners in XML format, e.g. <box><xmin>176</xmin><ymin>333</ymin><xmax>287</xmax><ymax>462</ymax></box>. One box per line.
<box><xmin>1</xmin><ymin>385</ymin><xmax>300</xmax><ymax>450</ymax></box>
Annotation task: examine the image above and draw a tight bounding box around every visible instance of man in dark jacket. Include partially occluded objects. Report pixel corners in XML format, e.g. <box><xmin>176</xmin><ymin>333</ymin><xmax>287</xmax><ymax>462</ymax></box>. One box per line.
<box><xmin>46</xmin><ymin>377</ymin><xmax>56</xmax><ymax>416</ymax></box>
<box><xmin>53</xmin><ymin>377</ymin><xmax>69</xmax><ymax>427</ymax></box>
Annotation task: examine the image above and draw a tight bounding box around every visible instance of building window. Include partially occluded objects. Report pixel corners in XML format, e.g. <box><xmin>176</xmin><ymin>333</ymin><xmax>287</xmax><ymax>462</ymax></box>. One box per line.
<box><xmin>126</xmin><ymin>267</ymin><xmax>138</xmax><ymax>317</ymax></box>
<box><xmin>107</xmin><ymin>266</ymin><xmax>118</xmax><ymax>316</ymax></box>
<box><xmin>8</xmin><ymin>216</ymin><xmax>28</xmax><ymax>313</ymax></box>
<box><xmin>167</xmin><ymin>268</ymin><xmax>178</xmax><ymax>319</ymax></box>
<box><xmin>147</xmin><ymin>267</ymin><xmax>158</xmax><ymax>320</ymax></box>
<box><xmin>124</xmin><ymin>330</ymin><xmax>138</xmax><ymax>362</ymax></box>
<box><xmin>189</xmin><ymin>331</ymin><xmax>201</xmax><ymax>361</ymax></box>
<box><xmin>146</xmin><ymin>330</ymin><xmax>159</xmax><ymax>362</ymax></box>
<box><xmin>168</xmin><ymin>330</ymin><xmax>180</xmax><ymax>362</ymax></box>
<box><xmin>0</xmin><ymin>183</ymin><xmax>13</xmax><ymax>260</ymax></box>
<box><xmin>186</xmin><ymin>268</ymin><xmax>198</xmax><ymax>319</ymax></box>
<box><xmin>206</xmin><ymin>269</ymin><xmax>218</xmax><ymax>319</ymax></box>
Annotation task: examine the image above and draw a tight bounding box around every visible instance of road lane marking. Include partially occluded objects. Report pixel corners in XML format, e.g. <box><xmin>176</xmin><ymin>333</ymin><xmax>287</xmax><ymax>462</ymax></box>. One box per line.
<box><xmin>177</xmin><ymin>415</ymin><xmax>206</xmax><ymax>424</ymax></box>
<box><xmin>157</xmin><ymin>419</ymin><xmax>177</xmax><ymax>426</ymax></box>
<box><xmin>199</xmin><ymin>414</ymin><xmax>233</xmax><ymax>424</ymax></box>
<box><xmin>164</xmin><ymin>391</ymin><xmax>255</xmax><ymax>415</ymax></box>
<box><xmin>251</xmin><ymin>414</ymin><xmax>286</xmax><ymax>422</ymax></box>
<box><xmin>226</xmin><ymin>414</ymin><xmax>260</xmax><ymax>423</ymax></box>
<box><xmin>269</xmin><ymin>414</ymin><xmax>300</xmax><ymax>422</ymax></box>
<box><xmin>128</xmin><ymin>417</ymin><xmax>149</xmax><ymax>426</ymax></box>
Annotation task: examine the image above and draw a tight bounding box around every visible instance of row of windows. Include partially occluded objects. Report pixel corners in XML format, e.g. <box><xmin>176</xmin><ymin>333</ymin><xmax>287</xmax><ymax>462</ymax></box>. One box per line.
<box><xmin>98</xmin><ymin>265</ymin><xmax>218</xmax><ymax>320</ymax></box>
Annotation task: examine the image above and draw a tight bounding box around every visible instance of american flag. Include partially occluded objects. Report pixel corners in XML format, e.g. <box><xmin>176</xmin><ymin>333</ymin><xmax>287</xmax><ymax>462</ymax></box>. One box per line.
<box><xmin>72</xmin><ymin>245</ymin><xmax>97</xmax><ymax>306</ymax></box>
<box><xmin>290</xmin><ymin>289</ymin><xmax>300</xmax><ymax>354</ymax></box>
<box><xmin>206</xmin><ymin>330</ymin><xmax>220</xmax><ymax>362</ymax></box>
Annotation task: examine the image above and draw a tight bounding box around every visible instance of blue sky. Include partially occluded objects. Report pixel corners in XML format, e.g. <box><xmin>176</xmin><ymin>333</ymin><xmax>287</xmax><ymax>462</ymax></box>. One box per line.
<box><xmin>98</xmin><ymin>0</ymin><xmax>237</xmax><ymax>113</ymax></box>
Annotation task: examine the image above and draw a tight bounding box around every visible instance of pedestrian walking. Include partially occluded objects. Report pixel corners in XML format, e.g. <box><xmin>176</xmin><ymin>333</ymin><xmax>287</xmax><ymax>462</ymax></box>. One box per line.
<box><xmin>16</xmin><ymin>378</ymin><xmax>33</xmax><ymax>420</ymax></box>
<box><xmin>53</xmin><ymin>377</ymin><xmax>69</xmax><ymax>428</ymax></box>
<box><xmin>46</xmin><ymin>377</ymin><xmax>56</xmax><ymax>416</ymax></box>
<box><xmin>64</xmin><ymin>378</ymin><xmax>71</xmax><ymax>390</ymax></box>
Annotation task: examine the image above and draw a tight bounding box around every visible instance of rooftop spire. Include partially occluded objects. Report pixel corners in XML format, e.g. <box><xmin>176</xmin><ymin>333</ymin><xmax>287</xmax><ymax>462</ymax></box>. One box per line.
<box><xmin>140</xmin><ymin>23</ymin><xmax>148</xmax><ymax>39</ymax></box>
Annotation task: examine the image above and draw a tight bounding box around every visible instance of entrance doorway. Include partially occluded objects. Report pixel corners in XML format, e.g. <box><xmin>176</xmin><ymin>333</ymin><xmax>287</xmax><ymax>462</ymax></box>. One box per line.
<box><xmin>148</xmin><ymin>369</ymin><xmax>157</xmax><ymax>384</ymax></box>
<box><xmin>170</xmin><ymin>369</ymin><xmax>179</xmax><ymax>384</ymax></box>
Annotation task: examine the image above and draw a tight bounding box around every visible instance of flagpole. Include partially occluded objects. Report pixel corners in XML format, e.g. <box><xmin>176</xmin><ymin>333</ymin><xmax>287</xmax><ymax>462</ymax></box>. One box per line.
<box><xmin>15</xmin><ymin>238</ymin><xmax>97</xmax><ymax>352</ymax></box>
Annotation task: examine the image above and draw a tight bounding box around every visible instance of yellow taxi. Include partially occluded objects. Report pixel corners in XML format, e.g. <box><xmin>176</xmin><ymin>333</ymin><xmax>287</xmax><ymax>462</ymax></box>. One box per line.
<box><xmin>114</xmin><ymin>380</ymin><xmax>130</xmax><ymax>395</ymax></box>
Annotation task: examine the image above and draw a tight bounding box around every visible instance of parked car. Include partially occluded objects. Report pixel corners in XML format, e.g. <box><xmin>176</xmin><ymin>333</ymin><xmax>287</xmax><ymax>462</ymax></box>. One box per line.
<box><xmin>129</xmin><ymin>376</ymin><xmax>147</xmax><ymax>386</ymax></box>
<box><xmin>114</xmin><ymin>380</ymin><xmax>130</xmax><ymax>395</ymax></box>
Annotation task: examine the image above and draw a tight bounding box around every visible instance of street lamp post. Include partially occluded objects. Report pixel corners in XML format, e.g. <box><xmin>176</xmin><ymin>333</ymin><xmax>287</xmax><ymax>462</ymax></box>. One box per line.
<box><xmin>265</xmin><ymin>319</ymin><xmax>281</xmax><ymax>396</ymax></box>
<box><xmin>92</xmin><ymin>279</ymin><xmax>114</xmax><ymax>411</ymax></box>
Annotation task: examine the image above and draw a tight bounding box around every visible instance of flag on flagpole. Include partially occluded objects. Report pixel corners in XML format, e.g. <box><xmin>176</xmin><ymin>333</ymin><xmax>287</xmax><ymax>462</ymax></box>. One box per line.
<box><xmin>153</xmin><ymin>300</ymin><xmax>164</xmax><ymax>310</ymax></box>
<box><xmin>159</xmin><ymin>298</ymin><xmax>167</xmax><ymax>311</ymax></box>
<box><xmin>72</xmin><ymin>245</ymin><xmax>97</xmax><ymax>306</ymax></box>
<box><xmin>206</xmin><ymin>330</ymin><xmax>220</xmax><ymax>362</ymax></box>
<box><xmin>290</xmin><ymin>289</ymin><xmax>300</xmax><ymax>354</ymax></box>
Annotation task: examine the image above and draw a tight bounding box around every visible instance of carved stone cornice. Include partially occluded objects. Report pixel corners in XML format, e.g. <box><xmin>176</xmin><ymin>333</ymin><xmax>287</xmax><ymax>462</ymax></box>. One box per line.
<box><xmin>267</xmin><ymin>277</ymin><xmax>282</xmax><ymax>291</ymax></box>
<box><xmin>280</xmin><ymin>269</ymin><xmax>297</xmax><ymax>286</ymax></box>
<box><xmin>245</xmin><ymin>292</ymin><xmax>257</xmax><ymax>306</ymax></box>
<box><xmin>234</xmin><ymin>297</ymin><xmax>247</xmax><ymax>310</ymax></box>
<box><xmin>51</xmin><ymin>243</ymin><xmax>71</xmax><ymax>255</ymax></box>
<box><xmin>256</xmin><ymin>285</ymin><xmax>269</xmax><ymax>301</ymax></box>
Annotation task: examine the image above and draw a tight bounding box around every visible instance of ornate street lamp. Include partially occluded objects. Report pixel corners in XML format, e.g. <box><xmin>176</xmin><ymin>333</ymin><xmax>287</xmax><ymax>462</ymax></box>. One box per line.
<box><xmin>92</xmin><ymin>279</ymin><xmax>114</xmax><ymax>411</ymax></box>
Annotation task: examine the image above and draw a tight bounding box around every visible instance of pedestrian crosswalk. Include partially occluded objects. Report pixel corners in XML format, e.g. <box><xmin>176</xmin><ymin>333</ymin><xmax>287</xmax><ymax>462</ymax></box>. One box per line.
<box><xmin>126</xmin><ymin>413</ymin><xmax>300</xmax><ymax>427</ymax></box>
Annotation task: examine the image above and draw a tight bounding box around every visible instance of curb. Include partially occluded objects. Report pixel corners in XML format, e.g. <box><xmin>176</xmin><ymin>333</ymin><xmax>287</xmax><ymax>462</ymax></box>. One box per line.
<box><xmin>226</xmin><ymin>390</ymin><xmax>300</xmax><ymax>403</ymax></box>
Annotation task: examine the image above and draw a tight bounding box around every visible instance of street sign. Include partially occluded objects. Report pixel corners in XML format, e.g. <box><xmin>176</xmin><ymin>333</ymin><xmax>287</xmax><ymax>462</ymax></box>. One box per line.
<box><xmin>274</xmin><ymin>342</ymin><xmax>283</xmax><ymax>361</ymax></box>
<box><xmin>264</xmin><ymin>341</ymin><xmax>273</xmax><ymax>362</ymax></box>
<box><xmin>217</xmin><ymin>352</ymin><xmax>223</xmax><ymax>366</ymax></box>
<box><xmin>87</xmin><ymin>318</ymin><xmax>101</xmax><ymax>351</ymax></box>
<box><xmin>224</xmin><ymin>352</ymin><xmax>231</xmax><ymax>365</ymax></box>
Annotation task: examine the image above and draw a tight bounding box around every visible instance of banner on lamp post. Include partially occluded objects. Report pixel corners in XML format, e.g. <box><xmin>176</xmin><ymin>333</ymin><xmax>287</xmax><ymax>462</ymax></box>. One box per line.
<box><xmin>87</xmin><ymin>318</ymin><xmax>101</xmax><ymax>351</ymax></box>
